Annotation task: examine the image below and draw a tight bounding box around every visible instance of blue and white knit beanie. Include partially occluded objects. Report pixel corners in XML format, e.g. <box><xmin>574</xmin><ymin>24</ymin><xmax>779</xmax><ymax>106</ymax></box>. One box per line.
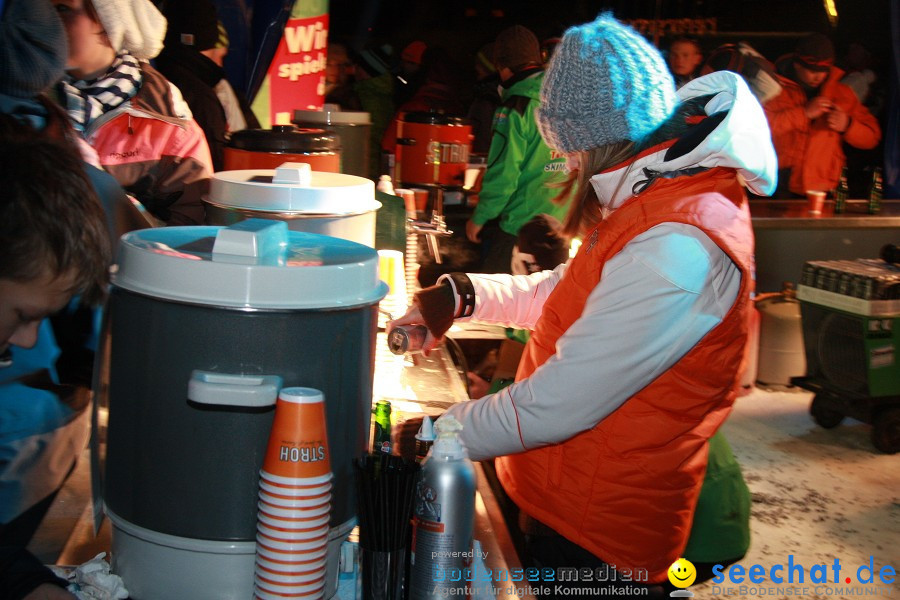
<box><xmin>536</xmin><ymin>13</ymin><xmax>678</xmax><ymax>153</ymax></box>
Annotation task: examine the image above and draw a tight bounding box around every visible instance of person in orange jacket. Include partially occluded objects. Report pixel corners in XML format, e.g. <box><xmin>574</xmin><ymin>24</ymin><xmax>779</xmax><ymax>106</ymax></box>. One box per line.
<box><xmin>764</xmin><ymin>33</ymin><xmax>880</xmax><ymax>197</ymax></box>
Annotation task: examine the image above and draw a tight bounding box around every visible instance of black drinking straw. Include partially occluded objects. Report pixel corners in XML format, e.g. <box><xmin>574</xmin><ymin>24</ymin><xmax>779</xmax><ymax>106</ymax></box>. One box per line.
<box><xmin>354</xmin><ymin>453</ymin><xmax>420</xmax><ymax>600</ymax></box>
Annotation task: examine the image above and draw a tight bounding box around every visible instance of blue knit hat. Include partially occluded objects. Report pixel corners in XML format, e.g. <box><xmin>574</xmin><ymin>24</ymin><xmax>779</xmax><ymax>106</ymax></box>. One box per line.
<box><xmin>536</xmin><ymin>13</ymin><xmax>677</xmax><ymax>153</ymax></box>
<box><xmin>0</xmin><ymin>0</ymin><xmax>67</xmax><ymax>98</ymax></box>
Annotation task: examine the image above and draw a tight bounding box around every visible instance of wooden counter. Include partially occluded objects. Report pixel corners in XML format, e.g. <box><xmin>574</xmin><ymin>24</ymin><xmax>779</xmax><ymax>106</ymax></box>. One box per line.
<box><xmin>750</xmin><ymin>199</ymin><xmax>899</xmax><ymax>293</ymax></box>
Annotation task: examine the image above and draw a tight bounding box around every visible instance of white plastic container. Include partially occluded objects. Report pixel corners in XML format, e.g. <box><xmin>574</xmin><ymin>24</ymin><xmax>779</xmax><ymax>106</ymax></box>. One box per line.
<box><xmin>204</xmin><ymin>163</ymin><xmax>381</xmax><ymax>247</ymax></box>
<box><xmin>756</xmin><ymin>284</ymin><xmax>807</xmax><ymax>386</ymax></box>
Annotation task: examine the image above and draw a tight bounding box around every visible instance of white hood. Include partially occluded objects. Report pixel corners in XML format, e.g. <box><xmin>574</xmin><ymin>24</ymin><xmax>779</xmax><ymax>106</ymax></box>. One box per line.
<box><xmin>589</xmin><ymin>71</ymin><xmax>778</xmax><ymax>211</ymax></box>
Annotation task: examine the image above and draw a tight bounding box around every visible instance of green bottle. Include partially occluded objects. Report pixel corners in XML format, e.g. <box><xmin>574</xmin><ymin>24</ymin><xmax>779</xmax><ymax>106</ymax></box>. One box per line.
<box><xmin>868</xmin><ymin>166</ymin><xmax>883</xmax><ymax>214</ymax></box>
<box><xmin>834</xmin><ymin>167</ymin><xmax>849</xmax><ymax>214</ymax></box>
<box><xmin>372</xmin><ymin>400</ymin><xmax>392</xmax><ymax>454</ymax></box>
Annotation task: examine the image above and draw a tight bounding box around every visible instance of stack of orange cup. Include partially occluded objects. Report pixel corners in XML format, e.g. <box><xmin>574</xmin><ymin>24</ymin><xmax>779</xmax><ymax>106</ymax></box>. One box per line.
<box><xmin>254</xmin><ymin>387</ymin><xmax>332</xmax><ymax>599</ymax></box>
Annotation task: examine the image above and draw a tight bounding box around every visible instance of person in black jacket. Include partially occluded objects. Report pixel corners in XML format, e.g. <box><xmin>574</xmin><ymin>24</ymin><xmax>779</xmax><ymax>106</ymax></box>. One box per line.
<box><xmin>155</xmin><ymin>0</ymin><xmax>259</xmax><ymax>171</ymax></box>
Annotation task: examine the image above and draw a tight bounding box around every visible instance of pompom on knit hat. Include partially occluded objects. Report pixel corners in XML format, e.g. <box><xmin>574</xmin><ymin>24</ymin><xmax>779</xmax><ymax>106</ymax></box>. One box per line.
<box><xmin>0</xmin><ymin>0</ymin><xmax>67</xmax><ymax>98</ymax></box>
<box><xmin>92</xmin><ymin>0</ymin><xmax>168</xmax><ymax>60</ymax></box>
<box><xmin>536</xmin><ymin>13</ymin><xmax>678</xmax><ymax>153</ymax></box>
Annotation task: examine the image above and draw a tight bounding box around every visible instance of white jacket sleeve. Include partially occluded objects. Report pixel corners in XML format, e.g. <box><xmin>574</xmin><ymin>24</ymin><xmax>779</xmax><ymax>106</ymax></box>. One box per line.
<box><xmin>443</xmin><ymin>223</ymin><xmax>742</xmax><ymax>461</ymax></box>
<box><xmin>460</xmin><ymin>262</ymin><xmax>568</xmax><ymax>330</ymax></box>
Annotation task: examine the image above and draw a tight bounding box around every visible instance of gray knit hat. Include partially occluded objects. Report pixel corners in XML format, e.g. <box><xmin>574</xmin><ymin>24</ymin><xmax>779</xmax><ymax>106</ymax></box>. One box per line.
<box><xmin>0</xmin><ymin>0</ymin><xmax>67</xmax><ymax>98</ymax></box>
<box><xmin>536</xmin><ymin>13</ymin><xmax>678</xmax><ymax>153</ymax></box>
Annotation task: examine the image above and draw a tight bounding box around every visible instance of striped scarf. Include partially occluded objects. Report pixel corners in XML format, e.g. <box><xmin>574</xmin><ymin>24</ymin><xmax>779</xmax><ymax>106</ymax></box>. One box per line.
<box><xmin>62</xmin><ymin>53</ymin><xmax>142</xmax><ymax>133</ymax></box>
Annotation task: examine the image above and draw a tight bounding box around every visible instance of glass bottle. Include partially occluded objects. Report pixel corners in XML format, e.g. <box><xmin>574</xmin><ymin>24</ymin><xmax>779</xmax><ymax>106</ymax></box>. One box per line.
<box><xmin>868</xmin><ymin>166</ymin><xmax>882</xmax><ymax>214</ymax></box>
<box><xmin>372</xmin><ymin>399</ymin><xmax>392</xmax><ymax>454</ymax></box>
<box><xmin>834</xmin><ymin>166</ymin><xmax>849</xmax><ymax>214</ymax></box>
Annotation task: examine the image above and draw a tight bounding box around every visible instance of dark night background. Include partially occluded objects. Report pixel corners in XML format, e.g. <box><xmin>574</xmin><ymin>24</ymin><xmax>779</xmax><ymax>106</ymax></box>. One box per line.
<box><xmin>229</xmin><ymin>0</ymin><xmax>894</xmax><ymax>195</ymax></box>
<box><xmin>326</xmin><ymin>0</ymin><xmax>893</xmax><ymax>69</ymax></box>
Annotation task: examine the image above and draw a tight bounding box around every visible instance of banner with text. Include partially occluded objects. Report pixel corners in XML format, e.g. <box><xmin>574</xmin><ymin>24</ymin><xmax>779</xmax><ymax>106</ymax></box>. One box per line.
<box><xmin>252</xmin><ymin>1</ymin><xmax>329</xmax><ymax>128</ymax></box>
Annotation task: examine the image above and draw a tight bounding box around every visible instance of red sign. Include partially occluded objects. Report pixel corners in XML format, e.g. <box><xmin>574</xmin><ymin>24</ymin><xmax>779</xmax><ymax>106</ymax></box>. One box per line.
<box><xmin>266</xmin><ymin>14</ymin><xmax>329</xmax><ymax>124</ymax></box>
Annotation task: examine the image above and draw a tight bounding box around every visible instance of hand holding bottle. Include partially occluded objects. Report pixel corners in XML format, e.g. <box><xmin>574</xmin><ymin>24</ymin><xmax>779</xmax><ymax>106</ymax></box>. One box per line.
<box><xmin>388</xmin><ymin>309</ymin><xmax>442</xmax><ymax>355</ymax></box>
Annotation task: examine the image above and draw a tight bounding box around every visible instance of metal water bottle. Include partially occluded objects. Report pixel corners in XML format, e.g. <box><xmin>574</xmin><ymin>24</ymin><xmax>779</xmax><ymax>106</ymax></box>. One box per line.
<box><xmin>408</xmin><ymin>416</ymin><xmax>476</xmax><ymax>599</ymax></box>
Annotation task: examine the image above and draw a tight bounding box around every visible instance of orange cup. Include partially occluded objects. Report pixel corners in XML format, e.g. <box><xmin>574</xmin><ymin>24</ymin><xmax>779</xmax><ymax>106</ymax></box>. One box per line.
<box><xmin>262</xmin><ymin>388</ymin><xmax>331</xmax><ymax>480</ymax></box>
<box><xmin>257</xmin><ymin>511</ymin><xmax>329</xmax><ymax>531</ymax></box>
<box><xmin>394</xmin><ymin>188</ymin><xmax>417</xmax><ymax>217</ymax></box>
<box><xmin>257</xmin><ymin>522</ymin><xmax>329</xmax><ymax>541</ymax></box>
<box><xmin>255</xmin><ymin>543</ymin><xmax>327</xmax><ymax>565</ymax></box>
<box><xmin>260</xmin><ymin>469</ymin><xmax>332</xmax><ymax>487</ymax></box>
<box><xmin>256</xmin><ymin>533</ymin><xmax>328</xmax><ymax>554</ymax></box>
<box><xmin>258</xmin><ymin>500</ymin><xmax>330</xmax><ymax>520</ymax></box>
<box><xmin>806</xmin><ymin>189</ymin><xmax>826</xmax><ymax>215</ymax></box>
<box><xmin>255</xmin><ymin>567</ymin><xmax>325</xmax><ymax>586</ymax></box>
<box><xmin>257</xmin><ymin>526</ymin><xmax>328</xmax><ymax>545</ymax></box>
<box><xmin>259</xmin><ymin>479</ymin><xmax>332</xmax><ymax>498</ymax></box>
<box><xmin>256</xmin><ymin>555</ymin><xmax>327</xmax><ymax>576</ymax></box>
<box><xmin>411</xmin><ymin>188</ymin><xmax>429</xmax><ymax>212</ymax></box>
<box><xmin>254</xmin><ymin>576</ymin><xmax>325</xmax><ymax>598</ymax></box>
<box><xmin>259</xmin><ymin>491</ymin><xmax>331</xmax><ymax>509</ymax></box>
<box><xmin>255</xmin><ymin>588</ymin><xmax>325</xmax><ymax>600</ymax></box>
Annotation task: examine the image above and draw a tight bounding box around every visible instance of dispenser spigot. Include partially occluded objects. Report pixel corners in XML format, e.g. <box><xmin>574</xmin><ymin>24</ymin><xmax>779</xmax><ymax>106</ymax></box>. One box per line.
<box><xmin>406</xmin><ymin>187</ymin><xmax>452</xmax><ymax>264</ymax></box>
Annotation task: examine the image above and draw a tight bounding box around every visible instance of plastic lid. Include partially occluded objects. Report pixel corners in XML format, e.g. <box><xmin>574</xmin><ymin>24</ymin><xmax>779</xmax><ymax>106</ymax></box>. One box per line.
<box><xmin>293</xmin><ymin>109</ymin><xmax>372</xmax><ymax>126</ymax></box>
<box><xmin>402</xmin><ymin>111</ymin><xmax>470</xmax><ymax>126</ymax></box>
<box><xmin>415</xmin><ymin>415</ymin><xmax>435</xmax><ymax>442</ymax></box>
<box><xmin>112</xmin><ymin>219</ymin><xmax>388</xmax><ymax>309</ymax></box>
<box><xmin>279</xmin><ymin>387</ymin><xmax>325</xmax><ymax>404</ymax></box>
<box><xmin>228</xmin><ymin>126</ymin><xmax>340</xmax><ymax>153</ymax></box>
<box><xmin>208</xmin><ymin>164</ymin><xmax>378</xmax><ymax>214</ymax></box>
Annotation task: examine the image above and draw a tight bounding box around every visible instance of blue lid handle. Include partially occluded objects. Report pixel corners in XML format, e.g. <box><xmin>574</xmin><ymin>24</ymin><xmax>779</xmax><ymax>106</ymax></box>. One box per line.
<box><xmin>212</xmin><ymin>219</ymin><xmax>288</xmax><ymax>262</ymax></box>
<box><xmin>187</xmin><ymin>371</ymin><xmax>282</xmax><ymax>408</ymax></box>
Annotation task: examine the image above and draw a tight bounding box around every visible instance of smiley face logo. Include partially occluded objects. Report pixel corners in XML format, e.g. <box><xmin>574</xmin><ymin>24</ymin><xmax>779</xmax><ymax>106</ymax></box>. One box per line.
<box><xmin>668</xmin><ymin>558</ymin><xmax>697</xmax><ymax>588</ymax></box>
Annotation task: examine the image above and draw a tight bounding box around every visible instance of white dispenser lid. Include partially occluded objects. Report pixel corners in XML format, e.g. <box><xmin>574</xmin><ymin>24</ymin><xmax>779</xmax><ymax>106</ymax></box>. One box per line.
<box><xmin>113</xmin><ymin>219</ymin><xmax>388</xmax><ymax>309</ymax></box>
<box><xmin>209</xmin><ymin>163</ymin><xmax>378</xmax><ymax>214</ymax></box>
<box><xmin>293</xmin><ymin>108</ymin><xmax>372</xmax><ymax>125</ymax></box>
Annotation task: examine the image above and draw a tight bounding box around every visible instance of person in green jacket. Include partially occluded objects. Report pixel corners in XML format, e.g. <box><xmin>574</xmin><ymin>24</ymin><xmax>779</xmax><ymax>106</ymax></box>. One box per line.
<box><xmin>465</xmin><ymin>25</ymin><xmax>572</xmax><ymax>273</ymax></box>
<box><xmin>350</xmin><ymin>45</ymin><xmax>396</xmax><ymax>180</ymax></box>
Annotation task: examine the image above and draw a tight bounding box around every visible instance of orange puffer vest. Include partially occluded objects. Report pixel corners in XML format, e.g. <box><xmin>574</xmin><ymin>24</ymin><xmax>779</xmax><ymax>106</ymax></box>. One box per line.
<box><xmin>495</xmin><ymin>168</ymin><xmax>754</xmax><ymax>583</ymax></box>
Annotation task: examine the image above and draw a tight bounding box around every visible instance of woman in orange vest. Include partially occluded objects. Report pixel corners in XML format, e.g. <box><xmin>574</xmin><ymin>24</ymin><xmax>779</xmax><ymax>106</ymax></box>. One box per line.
<box><xmin>392</xmin><ymin>14</ymin><xmax>776</xmax><ymax>598</ymax></box>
